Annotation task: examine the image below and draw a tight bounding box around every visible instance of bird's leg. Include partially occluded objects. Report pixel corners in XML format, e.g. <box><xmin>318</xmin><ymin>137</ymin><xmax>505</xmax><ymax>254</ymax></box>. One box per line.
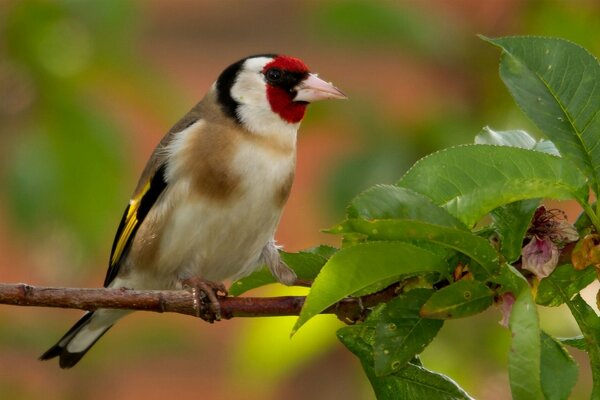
<box><xmin>182</xmin><ymin>277</ymin><xmax>228</xmax><ymax>323</ymax></box>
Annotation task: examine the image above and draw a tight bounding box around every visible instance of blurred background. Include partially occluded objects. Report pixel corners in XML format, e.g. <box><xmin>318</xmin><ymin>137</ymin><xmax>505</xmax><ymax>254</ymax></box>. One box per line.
<box><xmin>1</xmin><ymin>0</ymin><xmax>599</xmax><ymax>399</ymax></box>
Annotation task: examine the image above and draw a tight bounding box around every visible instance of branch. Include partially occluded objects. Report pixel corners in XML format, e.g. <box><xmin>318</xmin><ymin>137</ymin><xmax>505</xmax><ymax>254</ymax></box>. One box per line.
<box><xmin>0</xmin><ymin>283</ymin><xmax>400</xmax><ymax>322</ymax></box>
<box><xmin>0</xmin><ymin>237</ymin><xmax>579</xmax><ymax>322</ymax></box>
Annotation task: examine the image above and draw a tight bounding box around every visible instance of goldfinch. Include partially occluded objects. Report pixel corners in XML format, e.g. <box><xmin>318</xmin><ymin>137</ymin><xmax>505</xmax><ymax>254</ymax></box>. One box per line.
<box><xmin>40</xmin><ymin>54</ymin><xmax>346</xmax><ymax>368</ymax></box>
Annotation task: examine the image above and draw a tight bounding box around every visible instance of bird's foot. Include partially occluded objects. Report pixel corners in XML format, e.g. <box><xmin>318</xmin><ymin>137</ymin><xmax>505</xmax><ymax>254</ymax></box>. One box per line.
<box><xmin>182</xmin><ymin>277</ymin><xmax>228</xmax><ymax>323</ymax></box>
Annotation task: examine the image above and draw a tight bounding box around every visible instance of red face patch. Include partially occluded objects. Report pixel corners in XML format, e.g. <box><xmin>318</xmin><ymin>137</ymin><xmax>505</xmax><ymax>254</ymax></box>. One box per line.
<box><xmin>263</xmin><ymin>55</ymin><xmax>310</xmax><ymax>124</ymax></box>
<box><xmin>264</xmin><ymin>55</ymin><xmax>309</xmax><ymax>74</ymax></box>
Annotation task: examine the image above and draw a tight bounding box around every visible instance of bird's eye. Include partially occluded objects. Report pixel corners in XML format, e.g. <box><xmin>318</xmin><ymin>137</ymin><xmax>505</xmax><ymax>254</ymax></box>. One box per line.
<box><xmin>265</xmin><ymin>68</ymin><xmax>283</xmax><ymax>83</ymax></box>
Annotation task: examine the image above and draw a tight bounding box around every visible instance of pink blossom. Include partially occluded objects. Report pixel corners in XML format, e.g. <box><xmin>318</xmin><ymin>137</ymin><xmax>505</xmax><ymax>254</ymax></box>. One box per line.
<box><xmin>521</xmin><ymin>236</ymin><xmax>559</xmax><ymax>279</ymax></box>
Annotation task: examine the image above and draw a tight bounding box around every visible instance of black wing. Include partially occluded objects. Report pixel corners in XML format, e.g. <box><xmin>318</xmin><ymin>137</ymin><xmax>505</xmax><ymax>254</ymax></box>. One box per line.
<box><xmin>103</xmin><ymin>164</ymin><xmax>168</xmax><ymax>287</ymax></box>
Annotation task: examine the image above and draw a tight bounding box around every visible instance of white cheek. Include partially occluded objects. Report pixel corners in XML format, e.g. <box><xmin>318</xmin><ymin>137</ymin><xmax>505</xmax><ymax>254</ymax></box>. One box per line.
<box><xmin>230</xmin><ymin>57</ymin><xmax>272</xmax><ymax>110</ymax></box>
<box><xmin>231</xmin><ymin>74</ymin><xmax>268</xmax><ymax>105</ymax></box>
<box><xmin>230</xmin><ymin>58</ymin><xmax>300</xmax><ymax>138</ymax></box>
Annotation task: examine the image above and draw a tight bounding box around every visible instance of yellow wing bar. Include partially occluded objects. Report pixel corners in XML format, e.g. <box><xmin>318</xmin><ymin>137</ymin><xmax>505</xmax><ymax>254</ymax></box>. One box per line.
<box><xmin>109</xmin><ymin>181</ymin><xmax>150</xmax><ymax>266</ymax></box>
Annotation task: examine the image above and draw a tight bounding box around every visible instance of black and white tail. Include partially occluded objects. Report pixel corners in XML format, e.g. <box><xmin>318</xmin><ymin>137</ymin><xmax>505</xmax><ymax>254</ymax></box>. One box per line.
<box><xmin>40</xmin><ymin>309</ymin><xmax>126</xmax><ymax>368</ymax></box>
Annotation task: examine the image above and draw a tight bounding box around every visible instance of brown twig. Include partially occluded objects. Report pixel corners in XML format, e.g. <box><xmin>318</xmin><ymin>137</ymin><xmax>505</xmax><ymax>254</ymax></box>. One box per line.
<box><xmin>0</xmin><ymin>283</ymin><xmax>401</xmax><ymax>322</ymax></box>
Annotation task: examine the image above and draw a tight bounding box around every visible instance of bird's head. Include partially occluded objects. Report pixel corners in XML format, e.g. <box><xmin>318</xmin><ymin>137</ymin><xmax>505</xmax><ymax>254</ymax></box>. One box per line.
<box><xmin>216</xmin><ymin>54</ymin><xmax>346</xmax><ymax>135</ymax></box>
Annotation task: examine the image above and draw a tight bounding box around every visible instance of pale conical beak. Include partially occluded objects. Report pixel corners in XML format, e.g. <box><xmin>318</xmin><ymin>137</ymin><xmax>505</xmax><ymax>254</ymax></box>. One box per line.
<box><xmin>293</xmin><ymin>73</ymin><xmax>347</xmax><ymax>102</ymax></box>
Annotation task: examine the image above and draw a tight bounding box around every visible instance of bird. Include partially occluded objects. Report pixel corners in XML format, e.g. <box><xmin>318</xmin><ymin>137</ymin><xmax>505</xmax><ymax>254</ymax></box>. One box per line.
<box><xmin>39</xmin><ymin>54</ymin><xmax>346</xmax><ymax>368</ymax></box>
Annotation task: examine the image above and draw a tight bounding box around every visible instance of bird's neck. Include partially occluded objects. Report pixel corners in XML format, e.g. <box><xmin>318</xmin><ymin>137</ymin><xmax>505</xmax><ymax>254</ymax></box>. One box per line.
<box><xmin>207</xmin><ymin>84</ymin><xmax>300</xmax><ymax>152</ymax></box>
<box><xmin>236</xmin><ymin>102</ymin><xmax>300</xmax><ymax>144</ymax></box>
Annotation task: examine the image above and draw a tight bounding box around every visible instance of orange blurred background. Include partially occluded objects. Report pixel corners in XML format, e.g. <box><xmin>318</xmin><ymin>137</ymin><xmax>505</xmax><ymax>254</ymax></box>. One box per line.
<box><xmin>1</xmin><ymin>1</ymin><xmax>599</xmax><ymax>399</ymax></box>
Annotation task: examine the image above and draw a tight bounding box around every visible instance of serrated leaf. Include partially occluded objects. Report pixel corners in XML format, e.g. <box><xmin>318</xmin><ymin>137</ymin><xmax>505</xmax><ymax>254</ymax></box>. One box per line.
<box><xmin>293</xmin><ymin>242</ymin><xmax>447</xmax><ymax>334</ymax></box>
<box><xmin>337</xmin><ymin>327</ymin><xmax>474</xmax><ymax>400</ymax></box>
<box><xmin>420</xmin><ymin>280</ymin><xmax>494</xmax><ymax>319</ymax></box>
<box><xmin>346</xmin><ymin>185</ymin><xmax>465</xmax><ymax>228</ymax></box>
<box><xmin>345</xmin><ymin>219</ymin><xmax>499</xmax><ymax>279</ymax></box>
<box><xmin>397</xmin><ymin>145</ymin><xmax>587</xmax><ymax>227</ymax></box>
<box><xmin>230</xmin><ymin>250</ymin><xmax>330</xmax><ymax>296</ymax></box>
<box><xmin>474</xmin><ymin>130</ymin><xmax>549</xmax><ymax>263</ymax></box>
<box><xmin>536</xmin><ymin>263</ymin><xmax>596</xmax><ymax>307</ymax></box>
<box><xmin>483</xmin><ymin>36</ymin><xmax>600</xmax><ymax>194</ymax></box>
<box><xmin>491</xmin><ymin>199</ymin><xmax>541</xmax><ymax>263</ymax></box>
<box><xmin>372</xmin><ymin>289</ymin><xmax>443</xmax><ymax>376</ymax></box>
<box><xmin>540</xmin><ymin>331</ymin><xmax>578</xmax><ymax>400</ymax></box>
<box><xmin>475</xmin><ymin>126</ymin><xmax>560</xmax><ymax>155</ymax></box>
<box><xmin>475</xmin><ymin>126</ymin><xmax>536</xmax><ymax>148</ymax></box>
<box><xmin>535</xmin><ymin>140</ymin><xmax>561</xmax><ymax>156</ymax></box>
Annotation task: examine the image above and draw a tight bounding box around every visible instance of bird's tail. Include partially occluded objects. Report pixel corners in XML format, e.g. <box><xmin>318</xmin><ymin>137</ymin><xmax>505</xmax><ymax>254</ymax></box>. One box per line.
<box><xmin>40</xmin><ymin>309</ymin><xmax>128</xmax><ymax>368</ymax></box>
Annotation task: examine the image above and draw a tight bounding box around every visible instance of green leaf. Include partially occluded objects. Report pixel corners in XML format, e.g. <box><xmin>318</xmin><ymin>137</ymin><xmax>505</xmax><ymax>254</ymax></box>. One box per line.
<box><xmin>475</xmin><ymin>127</ymin><xmax>559</xmax><ymax>156</ymax></box>
<box><xmin>346</xmin><ymin>185</ymin><xmax>465</xmax><ymax>228</ymax></box>
<box><xmin>373</xmin><ymin>363</ymin><xmax>474</xmax><ymax>400</ymax></box>
<box><xmin>540</xmin><ymin>331</ymin><xmax>578</xmax><ymax>400</ymax></box>
<box><xmin>483</xmin><ymin>36</ymin><xmax>600</xmax><ymax>194</ymax></box>
<box><xmin>536</xmin><ymin>263</ymin><xmax>596</xmax><ymax>306</ymax></box>
<box><xmin>563</xmin><ymin>295</ymin><xmax>600</xmax><ymax>397</ymax></box>
<box><xmin>293</xmin><ymin>242</ymin><xmax>447</xmax><ymax>334</ymax></box>
<box><xmin>535</xmin><ymin>140</ymin><xmax>562</xmax><ymax>156</ymax></box>
<box><xmin>372</xmin><ymin>289</ymin><xmax>443</xmax><ymax>376</ymax></box>
<box><xmin>575</xmin><ymin>205</ymin><xmax>594</xmax><ymax>231</ymax></box>
<box><xmin>397</xmin><ymin>145</ymin><xmax>588</xmax><ymax>226</ymax></box>
<box><xmin>493</xmin><ymin>264</ymin><xmax>524</xmax><ymax>292</ymax></box>
<box><xmin>475</xmin><ymin>129</ymin><xmax>550</xmax><ymax>263</ymax></box>
<box><xmin>337</xmin><ymin>327</ymin><xmax>474</xmax><ymax>400</ymax></box>
<box><xmin>229</xmin><ymin>268</ymin><xmax>274</xmax><ymax>296</ymax></box>
<box><xmin>337</xmin><ymin>324</ymin><xmax>376</xmax><ymax>362</ymax></box>
<box><xmin>558</xmin><ymin>335</ymin><xmax>587</xmax><ymax>351</ymax></box>
<box><xmin>491</xmin><ymin>199</ymin><xmax>541</xmax><ymax>263</ymax></box>
<box><xmin>475</xmin><ymin>127</ymin><xmax>538</xmax><ymax>148</ymax></box>
<box><xmin>344</xmin><ymin>219</ymin><xmax>499</xmax><ymax>279</ymax></box>
<box><xmin>302</xmin><ymin>245</ymin><xmax>338</xmax><ymax>259</ymax></box>
<box><xmin>230</xmin><ymin>250</ymin><xmax>331</xmax><ymax>296</ymax></box>
<box><xmin>505</xmin><ymin>267</ymin><xmax>544</xmax><ymax>400</ymax></box>
<box><xmin>420</xmin><ymin>280</ymin><xmax>494</xmax><ymax>319</ymax></box>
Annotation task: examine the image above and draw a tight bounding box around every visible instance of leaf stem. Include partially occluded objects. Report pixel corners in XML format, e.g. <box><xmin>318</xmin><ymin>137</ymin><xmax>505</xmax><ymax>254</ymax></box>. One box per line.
<box><xmin>581</xmin><ymin>201</ymin><xmax>600</xmax><ymax>232</ymax></box>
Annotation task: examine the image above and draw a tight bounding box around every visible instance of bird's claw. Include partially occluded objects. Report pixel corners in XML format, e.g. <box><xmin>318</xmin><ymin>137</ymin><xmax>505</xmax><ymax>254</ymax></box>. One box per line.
<box><xmin>182</xmin><ymin>277</ymin><xmax>228</xmax><ymax>323</ymax></box>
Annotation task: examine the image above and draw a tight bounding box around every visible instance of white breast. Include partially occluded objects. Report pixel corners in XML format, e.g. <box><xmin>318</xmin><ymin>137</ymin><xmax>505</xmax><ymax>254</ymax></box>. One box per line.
<box><xmin>156</xmin><ymin>136</ymin><xmax>295</xmax><ymax>284</ymax></box>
